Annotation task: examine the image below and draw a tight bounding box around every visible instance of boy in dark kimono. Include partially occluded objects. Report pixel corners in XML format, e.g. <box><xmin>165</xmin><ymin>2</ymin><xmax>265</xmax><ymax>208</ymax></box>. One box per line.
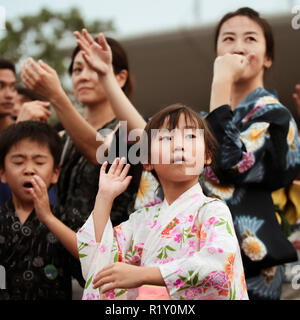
<box><xmin>0</xmin><ymin>121</ymin><xmax>84</xmax><ymax>300</ymax></box>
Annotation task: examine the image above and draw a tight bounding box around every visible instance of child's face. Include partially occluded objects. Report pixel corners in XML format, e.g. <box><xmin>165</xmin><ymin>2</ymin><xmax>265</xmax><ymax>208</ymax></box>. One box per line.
<box><xmin>145</xmin><ymin>113</ymin><xmax>211</xmax><ymax>184</ymax></box>
<box><xmin>0</xmin><ymin>138</ymin><xmax>59</xmax><ymax>204</ymax></box>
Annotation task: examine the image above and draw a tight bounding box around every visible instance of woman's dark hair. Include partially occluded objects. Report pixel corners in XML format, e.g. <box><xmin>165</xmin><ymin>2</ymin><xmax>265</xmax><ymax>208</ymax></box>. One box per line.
<box><xmin>0</xmin><ymin>121</ymin><xmax>62</xmax><ymax>169</ymax></box>
<box><xmin>68</xmin><ymin>36</ymin><xmax>134</xmax><ymax>99</ymax></box>
<box><xmin>214</xmin><ymin>7</ymin><xmax>275</xmax><ymax>61</ymax></box>
<box><xmin>141</xmin><ymin>104</ymin><xmax>218</xmax><ymax>180</ymax></box>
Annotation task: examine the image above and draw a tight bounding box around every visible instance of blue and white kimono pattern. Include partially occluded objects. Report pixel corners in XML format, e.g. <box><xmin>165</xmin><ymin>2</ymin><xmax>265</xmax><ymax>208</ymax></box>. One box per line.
<box><xmin>203</xmin><ymin>88</ymin><xmax>300</xmax><ymax>300</ymax></box>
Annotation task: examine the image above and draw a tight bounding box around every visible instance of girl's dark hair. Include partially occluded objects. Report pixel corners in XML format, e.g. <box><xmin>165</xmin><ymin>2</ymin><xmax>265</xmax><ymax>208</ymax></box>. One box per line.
<box><xmin>0</xmin><ymin>121</ymin><xmax>62</xmax><ymax>169</ymax></box>
<box><xmin>214</xmin><ymin>7</ymin><xmax>275</xmax><ymax>61</ymax></box>
<box><xmin>142</xmin><ymin>104</ymin><xmax>218</xmax><ymax>180</ymax></box>
<box><xmin>68</xmin><ymin>36</ymin><xmax>134</xmax><ymax>99</ymax></box>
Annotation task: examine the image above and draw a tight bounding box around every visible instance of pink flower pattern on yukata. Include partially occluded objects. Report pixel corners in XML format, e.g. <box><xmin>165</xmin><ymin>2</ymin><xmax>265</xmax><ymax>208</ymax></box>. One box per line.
<box><xmin>237</xmin><ymin>152</ymin><xmax>255</xmax><ymax>173</ymax></box>
<box><xmin>242</xmin><ymin>105</ymin><xmax>263</xmax><ymax>123</ymax></box>
<box><xmin>83</xmin><ymin>292</ymin><xmax>100</xmax><ymax>300</ymax></box>
<box><xmin>202</xmin><ymin>271</ymin><xmax>231</xmax><ymax>297</ymax></box>
<box><xmin>145</xmin><ymin>197</ymin><xmax>163</xmax><ymax>208</ymax></box>
<box><xmin>174</xmin><ymin>233</ymin><xmax>182</xmax><ymax>244</ymax></box>
<box><xmin>105</xmin><ymin>290</ymin><xmax>115</xmax><ymax>299</ymax></box>
<box><xmin>174</xmin><ymin>279</ymin><xmax>185</xmax><ymax>289</ymax></box>
<box><xmin>125</xmin><ymin>242</ymin><xmax>144</xmax><ymax>265</ymax></box>
<box><xmin>204</xmin><ymin>167</ymin><xmax>220</xmax><ymax>183</ymax></box>
<box><xmin>185</xmin><ymin>287</ymin><xmax>203</xmax><ymax>300</ymax></box>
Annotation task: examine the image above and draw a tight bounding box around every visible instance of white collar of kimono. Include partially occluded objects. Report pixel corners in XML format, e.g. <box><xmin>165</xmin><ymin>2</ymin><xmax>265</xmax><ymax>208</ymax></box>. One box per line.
<box><xmin>142</xmin><ymin>182</ymin><xmax>206</xmax><ymax>263</ymax></box>
<box><xmin>161</xmin><ymin>182</ymin><xmax>204</xmax><ymax>208</ymax></box>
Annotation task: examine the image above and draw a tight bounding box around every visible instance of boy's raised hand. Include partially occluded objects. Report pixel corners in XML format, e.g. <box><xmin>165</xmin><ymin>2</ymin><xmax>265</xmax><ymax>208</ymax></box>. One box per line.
<box><xmin>98</xmin><ymin>157</ymin><xmax>132</xmax><ymax>201</ymax></box>
<box><xmin>29</xmin><ymin>175</ymin><xmax>52</xmax><ymax>224</ymax></box>
<box><xmin>74</xmin><ymin>29</ymin><xmax>113</xmax><ymax>76</ymax></box>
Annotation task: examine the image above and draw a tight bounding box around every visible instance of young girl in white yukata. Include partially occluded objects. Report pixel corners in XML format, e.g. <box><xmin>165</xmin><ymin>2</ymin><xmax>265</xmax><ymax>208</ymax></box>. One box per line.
<box><xmin>74</xmin><ymin>103</ymin><xmax>248</xmax><ymax>300</ymax></box>
<box><xmin>31</xmin><ymin>103</ymin><xmax>248</xmax><ymax>300</ymax></box>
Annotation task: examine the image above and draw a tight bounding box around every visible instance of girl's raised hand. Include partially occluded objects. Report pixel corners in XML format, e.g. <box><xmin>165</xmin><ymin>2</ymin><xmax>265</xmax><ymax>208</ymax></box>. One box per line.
<box><xmin>73</xmin><ymin>29</ymin><xmax>113</xmax><ymax>76</ymax></box>
<box><xmin>98</xmin><ymin>157</ymin><xmax>132</xmax><ymax>201</ymax></box>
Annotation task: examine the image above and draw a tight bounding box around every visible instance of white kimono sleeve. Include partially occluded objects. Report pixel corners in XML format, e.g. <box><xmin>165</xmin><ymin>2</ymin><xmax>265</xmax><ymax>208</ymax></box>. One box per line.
<box><xmin>76</xmin><ymin>210</ymin><xmax>142</xmax><ymax>300</ymax></box>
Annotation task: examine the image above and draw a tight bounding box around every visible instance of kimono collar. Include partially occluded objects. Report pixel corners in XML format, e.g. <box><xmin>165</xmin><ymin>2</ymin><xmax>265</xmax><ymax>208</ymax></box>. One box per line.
<box><xmin>142</xmin><ymin>182</ymin><xmax>206</xmax><ymax>264</ymax></box>
<box><xmin>161</xmin><ymin>182</ymin><xmax>204</xmax><ymax>209</ymax></box>
<box><xmin>235</xmin><ymin>87</ymin><xmax>278</xmax><ymax>110</ymax></box>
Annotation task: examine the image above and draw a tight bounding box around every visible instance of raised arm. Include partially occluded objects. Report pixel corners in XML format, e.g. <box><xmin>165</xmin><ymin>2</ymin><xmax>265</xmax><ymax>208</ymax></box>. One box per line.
<box><xmin>93</xmin><ymin>157</ymin><xmax>132</xmax><ymax>242</ymax></box>
<box><xmin>210</xmin><ymin>53</ymin><xmax>250</xmax><ymax>111</ymax></box>
<box><xmin>29</xmin><ymin>175</ymin><xmax>78</xmax><ymax>259</ymax></box>
<box><xmin>21</xmin><ymin>58</ymin><xmax>103</xmax><ymax>165</ymax></box>
<box><xmin>74</xmin><ymin>29</ymin><xmax>146</xmax><ymax>132</ymax></box>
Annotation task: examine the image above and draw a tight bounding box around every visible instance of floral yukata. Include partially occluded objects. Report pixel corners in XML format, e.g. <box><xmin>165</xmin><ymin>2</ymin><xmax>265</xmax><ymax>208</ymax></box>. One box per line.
<box><xmin>77</xmin><ymin>183</ymin><xmax>248</xmax><ymax>300</ymax></box>
<box><xmin>203</xmin><ymin>88</ymin><xmax>300</xmax><ymax>300</ymax></box>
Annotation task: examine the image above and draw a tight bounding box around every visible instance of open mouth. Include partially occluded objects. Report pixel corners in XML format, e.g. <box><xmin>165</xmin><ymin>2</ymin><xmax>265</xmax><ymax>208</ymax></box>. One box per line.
<box><xmin>23</xmin><ymin>182</ymin><xmax>33</xmax><ymax>188</ymax></box>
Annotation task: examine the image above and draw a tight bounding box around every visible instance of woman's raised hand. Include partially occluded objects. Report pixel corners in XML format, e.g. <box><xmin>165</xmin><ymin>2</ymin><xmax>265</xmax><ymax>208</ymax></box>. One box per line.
<box><xmin>213</xmin><ymin>53</ymin><xmax>253</xmax><ymax>83</ymax></box>
<box><xmin>74</xmin><ymin>29</ymin><xmax>113</xmax><ymax>76</ymax></box>
<box><xmin>21</xmin><ymin>58</ymin><xmax>63</xmax><ymax>102</ymax></box>
<box><xmin>98</xmin><ymin>157</ymin><xmax>132</xmax><ymax>201</ymax></box>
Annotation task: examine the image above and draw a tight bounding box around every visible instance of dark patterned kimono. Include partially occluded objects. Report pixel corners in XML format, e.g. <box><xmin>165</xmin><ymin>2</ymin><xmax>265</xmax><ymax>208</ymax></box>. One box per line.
<box><xmin>56</xmin><ymin>119</ymin><xmax>142</xmax><ymax>227</ymax></box>
<box><xmin>0</xmin><ymin>200</ymin><xmax>84</xmax><ymax>300</ymax></box>
<box><xmin>203</xmin><ymin>88</ymin><xmax>300</xmax><ymax>300</ymax></box>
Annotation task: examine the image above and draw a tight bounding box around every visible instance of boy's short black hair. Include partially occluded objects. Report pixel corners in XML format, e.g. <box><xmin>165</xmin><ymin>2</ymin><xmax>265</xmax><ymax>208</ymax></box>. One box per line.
<box><xmin>0</xmin><ymin>121</ymin><xmax>62</xmax><ymax>169</ymax></box>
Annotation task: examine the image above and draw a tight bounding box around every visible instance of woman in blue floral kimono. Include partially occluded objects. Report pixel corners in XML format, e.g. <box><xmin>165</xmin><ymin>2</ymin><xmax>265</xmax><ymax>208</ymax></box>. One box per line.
<box><xmin>203</xmin><ymin>7</ymin><xmax>300</xmax><ymax>300</ymax></box>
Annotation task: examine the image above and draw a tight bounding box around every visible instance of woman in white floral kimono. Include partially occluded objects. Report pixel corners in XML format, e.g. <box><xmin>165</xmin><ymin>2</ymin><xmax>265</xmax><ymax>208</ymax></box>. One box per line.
<box><xmin>76</xmin><ymin>103</ymin><xmax>248</xmax><ymax>300</ymax></box>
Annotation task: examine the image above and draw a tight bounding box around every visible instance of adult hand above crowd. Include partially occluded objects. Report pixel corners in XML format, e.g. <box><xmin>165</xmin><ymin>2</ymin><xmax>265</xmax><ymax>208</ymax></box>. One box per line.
<box><xmin>21</xmin><ymin>58</ymin><xmax>64</xmax><ymax>103</ymax></box>
<box><xmin>73</xmin><ymin>29</ymin><xmax>113</xmax><ymax>77</ymax></box>
<box><xmin>16</xmin><ymin>100</ymin><xmax>51</xmax><ymax>123</ymax></box>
